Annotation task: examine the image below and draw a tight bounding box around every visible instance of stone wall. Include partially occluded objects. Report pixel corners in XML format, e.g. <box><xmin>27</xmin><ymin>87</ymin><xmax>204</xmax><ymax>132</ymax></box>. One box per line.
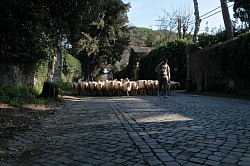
<box><xmin>0</xmin><ymin>63</ymin><xmax>35</xmax><ymax>88</ymax></box>
<box><xmin>190</xmin><ymin>48</ymin><xmax>227</xmax><ymax>92</ymax></box>
<box><xmin>187</xmin><ymin>42</ymin><xmax>250</xmax><ymax>95</ymax></box>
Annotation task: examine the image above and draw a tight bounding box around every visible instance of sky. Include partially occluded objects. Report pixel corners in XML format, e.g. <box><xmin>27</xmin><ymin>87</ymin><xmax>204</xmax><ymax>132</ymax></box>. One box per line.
<box><xmin>122</xmin><ymin>0</ymin><xmax>234</xmax><ymax>32</ymax></box>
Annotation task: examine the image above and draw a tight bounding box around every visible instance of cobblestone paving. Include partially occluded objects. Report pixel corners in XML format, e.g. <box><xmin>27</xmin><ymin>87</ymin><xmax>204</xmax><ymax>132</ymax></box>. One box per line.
<box><xmin>1</xmin><ymin>91</ymin><xmax>250</xmax><ymax>166</ymax></box>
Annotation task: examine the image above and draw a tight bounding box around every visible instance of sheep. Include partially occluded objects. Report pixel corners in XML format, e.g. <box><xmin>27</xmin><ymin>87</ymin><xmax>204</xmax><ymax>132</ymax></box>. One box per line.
<box><xmin>114</xmin><ymin>79</ymin><xmax>123</xmax><ymax>96</ymax></box>
<box><xmin>89</xmin><ymin>81</ymin><xmax>97</xmax><ymax>96</ymax></box>
<box><xmin>73</xmin><ymin>82</ymin><xmax>80</xmax><ymax>95</ymax></box>
<box><xmin>152</xmin><ymin>80</ymin><xmax>159</xmax><ymax>95</ymax></box>
<box><xmin>170</xmin><ymin>81</ymin><xmax>180</xmax><ymax>90</ymax></box>
<box><xmin>79</xmin><ymin>81</ymin><xmax>89</xmax><ymax>96</ymax></box>
<box><xmin>137</xmin><ymin>80</ymin><xmax>147</xmax><ymax>95</ymax></box>
<box><xmin>105</xmin><ymin>80</ymin><xmax>115</xmax><ymax>96</ymax></box>
<box><xmin>123</xmin><ymin>78</ymin><xmax>130</xmax><ymax>82</ymax></box>
<box><xmin>146</xmin><ymin>80</ymin><xmax>154</xmax><ymax>95</ymax></box>
<box><xmin>109</xmin><ymin>80</ymin><xmax>115</xmax><ymax>96</ymax></box>
<box><xmin>96</xmin><ymin>80</ymin><xmax>105</xmax><ymax>96</ymax></box>
<box><xmin>72</xmin><ymin>78</ymin><xmax>173</xmax><ymax>97</ymax></box>
<box><xmin>169</xmin><ymin>81</ymin><xmax>180</xmax><ymax>96</ymax></box>
<box><xmin>130</xmin><ymin>81</ymin><xmax>139</xmax><ymax>96</ymax></box>
<box><xmin>122</xmin><ymin>80</ymin><xmax>132</xmax><ymax>96</ymax></box>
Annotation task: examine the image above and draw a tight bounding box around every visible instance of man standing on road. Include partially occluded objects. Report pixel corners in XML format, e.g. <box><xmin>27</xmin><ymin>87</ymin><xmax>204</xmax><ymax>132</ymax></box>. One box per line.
<box><xmin>155</xmin><ymin>57</ymin><xmax>171</xmax><ymax>98</ymax></box>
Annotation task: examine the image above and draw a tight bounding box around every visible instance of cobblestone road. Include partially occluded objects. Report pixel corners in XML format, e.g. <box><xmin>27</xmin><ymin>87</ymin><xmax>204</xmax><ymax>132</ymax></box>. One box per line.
<box><xmin>1</xmin><ymin>91</ymin><xmax>250</xmax><ymax>166</ymax></box>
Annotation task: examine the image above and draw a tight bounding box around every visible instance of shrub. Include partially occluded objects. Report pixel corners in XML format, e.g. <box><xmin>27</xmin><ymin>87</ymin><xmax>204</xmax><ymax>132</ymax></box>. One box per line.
<box><xmin>0</xmin><ymin>85</ymin><xmax>35</xmax><ymax>106</ymax></box>
<box><xmin>0</xmin><ymin>85</ymin><xmax>58</xmax><ymax>107</ymax></box>
<box><xmin>139</xmin><ymin>40</ymin><xmax>191</xmax><ymax>89</ymax></box>
<box><xmin>58</xmin><ymin>81</ymin><xmax>72</xmax><ymax>91</ymax></box>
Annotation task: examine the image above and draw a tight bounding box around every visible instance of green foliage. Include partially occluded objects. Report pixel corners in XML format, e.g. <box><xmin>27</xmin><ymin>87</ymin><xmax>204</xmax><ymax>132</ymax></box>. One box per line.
<box><xmin>35</xmin><ymin>60</ymin><xmax>50</xmax><ymax>84</ymax></box>
<box><xmin>0</xmin><ymin>0</ymin><xmax>48</xmax><ymax>67</ymax></box>
<box><xmin>34</xmin><ymin>50</ymin><xmax>81</xmax><ymax>86</ymax></box>
<box><xmin>216</xmin><ymin>32</ymin><xmax>250</xmax><ymax>79</ymax></box>
<box><xmin>138</xmin><ymin>49</ymin><xmax>161</xmax><ymax>80</ymax></box>
<box><xmin>58</xmin><ymin>81</ymin><xmax>72</xmax><ymax>91</ymax></box>
<box><xmin>34</xmin><ymin>96</ymin><xmax>62</xmax><ymax>105</ymax></box>
<box><xmin>114</xmin><ymin>61</ymin><xmax>121</xmax><ymax>71</ymax></box>
<box><xmin>33</xmin><ymin>98</ymin><xmax>53</xmax><ymax>105</ymax></box>
<box><xmin>1</xmin><ymin>0</ymin><xmax>130</xmax><ymax>84</ymax></box>
<box><xmin>139</xmin><ymin>40</ymin><xmax>192</xmax><ymax>88</ymax></box>
<box><xmin>33</xmin><ymin>48</ymin><xmax>55</xmax><ymax>92</ymax></box>
<box><xmin>130</xmin><ymin>27</ymin><xmax>178</xmax><ymax>47</ymax></box>
<box><xmin>198</xmin><ymin>30</ymin><xmax>228</xmax><ymax>48</ymax></box>
<box><xmin>229</xmin><ymin>0</ymin><xmax>250</xmax><ymax>28</ymax></box>
<box><xmin>197</xmin><ymin>26</ymin><xmax>250</xmax><ymax>48</ymax></box>
<box><xmin>62</xmin><ymin>53</ymin><xmax>82</xmax><ymax>82</ymax></box>
<box><xmin>0</xmin><ymin>84</ymin><xmax>62</xmax><ymax>107</ymax></box>
<box><xmin>33</xmin><ymin>84</ymin><xmax>44</xmax><ymax>96</ymax></box>
<box><xmin>0</xmin><ymin>85</ymin><xmax>35</xmax><ymax>106</ymax></box>
<box><xmin>69</xmin><ymin>0</ymin><xmax>130</xmax><ymax>81</ymax></box>
<box><xmin>189</xmin><ymin>31</ymin><xmax>250</xmax><ymax>93</ymax></box>
<box><xmin>114</xmin><ymin>48</ymin><xmax>148</xmax><ymax>79</ymax></box>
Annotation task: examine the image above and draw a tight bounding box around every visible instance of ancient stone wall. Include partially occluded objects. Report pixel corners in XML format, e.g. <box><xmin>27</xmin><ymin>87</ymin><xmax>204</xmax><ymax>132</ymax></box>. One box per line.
<box><xmin>188</xmin><ymin>41</ymin><xmax>250</xmax><ymax>95</ymax></box>
<box><xmin>0</xmin><ymin>63</ymin><xmax>35</xmax><ymax>88</ymax></box>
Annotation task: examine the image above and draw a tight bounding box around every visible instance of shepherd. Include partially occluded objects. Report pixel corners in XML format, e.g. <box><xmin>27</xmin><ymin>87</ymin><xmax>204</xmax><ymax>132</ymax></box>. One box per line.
<box><xmin>155</xmin><ymin>57</ymin><xmax>171</xmax><ymax>98</ymax></box>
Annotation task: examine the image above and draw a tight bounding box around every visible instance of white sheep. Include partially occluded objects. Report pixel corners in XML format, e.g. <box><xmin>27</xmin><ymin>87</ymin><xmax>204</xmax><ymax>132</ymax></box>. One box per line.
<box><xmin>130</xmin><ymin>81</ymin><xmax>139</xmax><ymax>96</ymax></box>
<box><xmin>72</xmin><ymin>78</ymin><xmax>172</xmax><ymax>97</ymax></box>
<box><xmin>105</xmin><ymin>80</ymin><xmax>115</xmax><ymax>96</ymax></box>
<box><xmin>169</xmin><ymin>81</ymin><xmax>180</xmax><ymax>96</ymax></box>
<box><xmin>80</xmin><ymin>81</ymin><xmax>89</xmax><ymax>96</ymax></box>
<box><xmin>153</xmin><ymin>80</ymin><xmax>159</xmax><ymax>95</ymax></box>
<box><xmin>122</xmin><ymin>80</ymin><xmax>131</xmax><ymax>96</ymax></box>
<box><xmin>146</xmin><ymin>80</ymin><xmax>154</xmax><ymax>95</ymax></box>
<box><xmin>137</xmin><ymin>80</ymin><xmax>147</xmax><ymax>95</ymax></box>
<box><xmin>114</xmin><ymin>79</ymin><xmax>123</xmax><ymax>96</ymax></box>
<box><xmin>89</xmin><ymin>81</ymin><xmax>97</xmax><ymax>96</ymax></box>
<box><xmin>96</xmin><ymin>80</ymin><xmax>105</xmax><ymax>96</ymax></box>
<box><xmin>72</xmin><ymin>82</ymin><xmax>80</xmax><ymax>94</ymax></box>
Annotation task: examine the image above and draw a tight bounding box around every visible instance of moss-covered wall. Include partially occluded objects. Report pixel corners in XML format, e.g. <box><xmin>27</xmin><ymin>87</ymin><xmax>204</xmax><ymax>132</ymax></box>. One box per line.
<box><xmin>0</xmin><ymin>63</ymin><xmax>35</xmax><ymax>88</ymax></box>
<box><xmin>189</xmin><ymin>32</ymin><xmax>250</xmax><ymax>95</ymax></box>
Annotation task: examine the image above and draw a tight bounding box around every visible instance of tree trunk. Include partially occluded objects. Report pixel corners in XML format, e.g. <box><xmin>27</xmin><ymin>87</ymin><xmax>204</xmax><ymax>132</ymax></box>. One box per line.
<box><xmin>220</xmin><ymin>0</ymin><xmax>234</xmax><ymax>40</ymax></box>
<box><xmin>182</xmin><ymin>25</ymin><xmax>188</xmax><ymax>39</ymax></box>
<box><xmin>40</xmin><ymin>39</ymin><xmax>62</xmax><ymax>98</ymax></box>
<box><xmin>177</xmin><ymin>16</ymin><xmax>182</xmax><ymax>39</ymax></box>
<box><xmin>193</xmin><ymin>0</ymin><xmax>201</xmax><ymax>42</ymax></box>
<box><xmin>39</xmin><ymin>82</ymin><xmax>58</xmax><ymax>98</ymax></box>
<box><xmin>249</xmin><ymin>3</ymin><xmax>250</xmax><ymax>31</ymax></box>
<box><xmin>84</xmin><ymin>62</ymin><xmax>91</xmax><ymax>81</ymax></box>
<box><xmin>52</xmin><ymin>38</ymin><xmax>63</xmax><ymax>83</ymax></box>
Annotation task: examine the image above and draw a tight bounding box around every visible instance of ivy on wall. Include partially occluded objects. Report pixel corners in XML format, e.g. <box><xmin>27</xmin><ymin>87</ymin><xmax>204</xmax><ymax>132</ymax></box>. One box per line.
<box><xmin>215</xmin><ymin>32</ymin><xmax>250</xmax><ymax>80</ymax></box>
<box><xmin>189</xmin><ymin>32</ymin><xmax>250</xmax><ymax>93</ymax></box>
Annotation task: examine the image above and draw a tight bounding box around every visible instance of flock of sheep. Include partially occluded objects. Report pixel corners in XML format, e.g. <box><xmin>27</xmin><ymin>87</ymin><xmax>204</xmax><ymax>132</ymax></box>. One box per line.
<box><xmin>72</xmin><ymin>79</ymin><xmax>180</xmax><ymax>96</ymax></box>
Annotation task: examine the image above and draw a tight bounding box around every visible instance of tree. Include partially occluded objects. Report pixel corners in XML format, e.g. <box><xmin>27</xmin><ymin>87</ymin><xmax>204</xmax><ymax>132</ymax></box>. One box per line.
<box><xmin>0</xmin><ymin>0</ymin><xmax>130</xmax><ymax>90</ymax></box>
<box><xmin>138</xmin><ymin>40</ymin><xmax>190</xmax><ymax>88</ymax></box>
<box><xmin>220</xmin><ymin>0</ymin><xmax>234</xmax><ymax>40</ymax></box>
<box><xmin>62</xmin><ymin>53</ymin><xmax>82</xmax><ymax>82</ymax></box>
<box><xmin>41</xmin><ymin>0</ymin><xmax>78</xmax><ymax>83</ymax></box>
<box><xmin>128</xmin><ymin>27</ymin><xmax>167</xmax><ymax>48</ymax></box>
<box><xmin>229</xmin><ymin>0</ymin><xmax>250</xmax><ymax>30</ymax></box>
<box><xmin>157</xmin><ymin>10</ymin><xmax>179</xmax><ymax>41</ymax></box>
<box><xmin>37</xmin><ymin>0</ymin><xmax>87</xmax><ymax>97</ymax></box>
<box><xmin>192</xmin><ymin>0</ymin><xmax>201</xmax><ymax>42</ymax></box>
<box><xmin>0</xmin><ymin>0</ymin><xmax>82</xmax><ymax>85</ymax></box>
<box><xmin>70</xmin><ymin>0</ymin><xmax>130</xmax><ymax>81</ymax></box>
<box><xmin>158</xmin><ymin>5</ymin><xmax>194</xmax><ymax>41</ymax></box>
<box><xmin>0</xmin><ymin>0</ymin><xmax>48</xmax><ymax>87</ymax></box>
